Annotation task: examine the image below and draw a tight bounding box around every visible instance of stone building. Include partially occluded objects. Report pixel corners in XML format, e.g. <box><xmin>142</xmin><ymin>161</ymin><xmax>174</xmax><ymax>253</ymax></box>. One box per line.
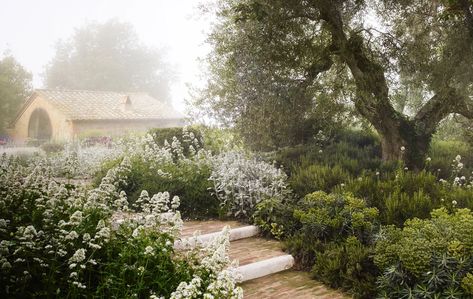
<box><xmin>11</xmin><ymin>89</ymin><xmax>185</xmax><ymax>143</ymax></box>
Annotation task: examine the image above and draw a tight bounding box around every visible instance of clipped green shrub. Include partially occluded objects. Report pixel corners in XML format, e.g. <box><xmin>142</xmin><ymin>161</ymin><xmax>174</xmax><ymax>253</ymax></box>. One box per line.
<box><xmin>252</xmin><ymin>197</ymin><xmax>295</xmax><ymax>239</ymax></box>
<box><xmin>254</xmin><ymin>191</ymin><xmax>379</xmax><ymax>298</ymax></box>
<box><xmin>311</xmin><ymin>236</ymin><xmax>378</xmax><ymax>298</ymax></box>
<box><xmin>40</xmin><ymin>142</ymin><xmax>64</xmax><ymax>154</ymax></box>
<box><xmin>375</xmin><ymin>208</ymin><xmax>473</xmax><ymax>298</ymax></box>
<box><xmin>333</xmin><ymin>129</ymin><xmax>380</xmax><ymax>148</ymax></box>
<box><xmin>289</xmin><ymin>164</ymin><xmax>350</xmax><ymax>195</ymax></box>
<box><xmin>292</xmin><ymin>191</ymin><xmax>379</xmax><ymax>245</ymax></box>
<box><xmin>128</xmin><ymin>157</ymin><xmax>219</xmax><ymax>219</ymax></box>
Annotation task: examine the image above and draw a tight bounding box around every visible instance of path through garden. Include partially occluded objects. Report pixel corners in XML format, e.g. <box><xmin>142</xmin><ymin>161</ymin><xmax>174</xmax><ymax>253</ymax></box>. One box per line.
<box><xmin>182</xmin><ymin>220</ymin><xmax>350</xmax><ymax>299</ymax></box>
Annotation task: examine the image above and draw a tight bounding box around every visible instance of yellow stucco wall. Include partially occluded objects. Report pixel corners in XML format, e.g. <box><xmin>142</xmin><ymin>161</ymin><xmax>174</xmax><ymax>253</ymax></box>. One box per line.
<box><xmin>12</xmin><ymin>95</ymin><xmax>73</xmax><ymax>143</ymax></box>
<box><xmin>71</xmin><ymin>118</ymin><xmax>186</xmax><ymax>138</ymax></box>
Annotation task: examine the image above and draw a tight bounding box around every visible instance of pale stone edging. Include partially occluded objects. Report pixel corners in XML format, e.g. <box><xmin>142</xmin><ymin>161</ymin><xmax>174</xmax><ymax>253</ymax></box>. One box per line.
<box><xmin>237</xmin><ymin>254</ymin><xmax>295</xmax><ymax>282</ymax></box>
<box><xmin>174</xmin><ymin>225</ymin><xmax>260</xmax><ymax>250</ymax></box>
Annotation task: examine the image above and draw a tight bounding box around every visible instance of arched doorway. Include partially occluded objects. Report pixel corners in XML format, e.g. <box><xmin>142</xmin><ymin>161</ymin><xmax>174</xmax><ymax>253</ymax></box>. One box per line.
<box><xmin>28</xmin><ymin>108</ymin><xmax>52</xmax><ymax>141</ymax></box>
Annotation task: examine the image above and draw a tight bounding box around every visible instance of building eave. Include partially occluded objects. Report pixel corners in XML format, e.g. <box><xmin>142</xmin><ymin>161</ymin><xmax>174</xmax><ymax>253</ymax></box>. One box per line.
<box><xmin>9</xmin><ymin>92</ymin><xmax>40</xmax><ymax>128</ymax></box>
<box><xmin>69</xmin><ymin>117</ymin><xmax>187</xmax><ymax>122</ymax></box>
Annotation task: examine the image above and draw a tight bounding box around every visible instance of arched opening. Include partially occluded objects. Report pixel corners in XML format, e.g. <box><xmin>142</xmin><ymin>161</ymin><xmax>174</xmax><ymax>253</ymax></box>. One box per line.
<box><xmin>28</xmin><ymin>108</ymin><xmax>52</xmax><ymax>141</ymax></box>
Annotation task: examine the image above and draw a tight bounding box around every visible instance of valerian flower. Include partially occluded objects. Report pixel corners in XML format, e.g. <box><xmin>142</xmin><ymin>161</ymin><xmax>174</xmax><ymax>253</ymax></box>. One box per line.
<box><xmin>69</xmin><ymin>248</ymin><xmax>86</xmax><ymax>263</ymax></box>
<box><xmin>144</xmin><ymin>246</ymin><xmax>155</xmax><ymax>256</ymax></box>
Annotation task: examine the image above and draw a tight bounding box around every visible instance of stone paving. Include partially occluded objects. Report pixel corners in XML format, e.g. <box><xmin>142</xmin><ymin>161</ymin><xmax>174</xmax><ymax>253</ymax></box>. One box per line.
<box><xmin>181</xmin><ymin>220</ymin><xmax>350</xmax><ymax>299</ymax></box>
<box><xmin>181</xmin><ymin>220</ymin><xmax>244</xmax><ymax>237</ymax></box>
<box><xmin>229</xmin><ymin>237</ymin><xmax>285</xmax><ymax>266</ymax></box>
<box><xmin>242</xmin><ymin>270</ymin><xmax>351</xmax><ymax>299</ymax></box>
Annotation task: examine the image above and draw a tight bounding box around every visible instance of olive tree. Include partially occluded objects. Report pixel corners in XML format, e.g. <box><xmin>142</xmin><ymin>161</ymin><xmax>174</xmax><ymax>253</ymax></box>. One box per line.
<box><xmin>200</xmin><ymin>0</ymin><xmax>473</xmax><ymax>168</ymax></box>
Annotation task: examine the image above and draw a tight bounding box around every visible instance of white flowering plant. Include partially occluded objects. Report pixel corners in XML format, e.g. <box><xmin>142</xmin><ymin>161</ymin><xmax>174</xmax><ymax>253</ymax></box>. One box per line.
<box><xmin>170</xmin><ymin>227</ymin><xmax>243</xmax><ymax>299</ymax></box>
<box><xmin>91</xmin><ymin>127</ymin><xmax>292</xmax><ymax>221</ymax></box>
<box><xmin>0</xmin><ymin>153</ymin><xmax>242</xmax><ymax>298</ymax></box>
<box><xmin>94</xmin><ymin>127</ymin><xmax>221</xmax><ymax>219</ymax></box>
<box><xmin>0</xmin><ymin>153</ymin><xmax>121</xmax><ymax>296</ymax></box>
<box><xmin>47</xmin><ymin>142</ymin><xmax>123</xmax><ymax>179</ymax></box>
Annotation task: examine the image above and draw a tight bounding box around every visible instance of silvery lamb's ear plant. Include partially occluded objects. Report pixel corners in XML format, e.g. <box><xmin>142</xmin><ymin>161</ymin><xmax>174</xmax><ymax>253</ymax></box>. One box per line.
<box><xmin>209</xmin><ymin>151</ymin><xmax>292</xmax><ymax>218</ymax></box>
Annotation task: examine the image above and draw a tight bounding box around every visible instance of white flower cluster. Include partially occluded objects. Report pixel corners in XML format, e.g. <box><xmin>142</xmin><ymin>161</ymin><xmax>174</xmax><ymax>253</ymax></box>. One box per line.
<box><xmin>86</xmin><ymin>156</ymin><xmax>132</xmax><ymax>211</ymax></box>
<box><xmin>110</xmin><ymin>128</ymin><xmax>211</xmax><ymax>186</ymax></box>
<box><xmin>48</xmin><ymin>142</ymin><xmax>123</xmax><ymax>178</ymax></box>
<box><xmin>0</xmin><ymin>160</ymin><xmax>80</xmax><ymax>291</ymax></box>
<box><xmin>1</xmin><ymin>152</ymin><xmax>243</xmax><ymax>298</ymax></box>
<box><xmin>126</xmin><ymin>191</ymin><xmax>183</xmax><ymax>239</ymax></box>
<box><xmin>0</xmin><ymin>152</ymin><xmax>137</xmax><ymax>294</ymax></box>
<box><xmin>448</xmin><ymin>154</ymin><xmax>473</xmax><ymax>188</ymax></box>
<box><xmin>313</xmin><ymin>130</ymin><xmax>329</xmax><ymax>146</ymax></box>
<box><xmin>170</xmin><ymin>227</ymin><xmax>243</xmax><ymax>299</ymax></box>
<box><xmin>130</xmin><ymin>127</ymin><xmax>208</xmax><ymax>166</ymax></box>
<box><xmin>210</xmin><ymin>151</ymin><xmax>291</xmax><ymax>217</ymax></box>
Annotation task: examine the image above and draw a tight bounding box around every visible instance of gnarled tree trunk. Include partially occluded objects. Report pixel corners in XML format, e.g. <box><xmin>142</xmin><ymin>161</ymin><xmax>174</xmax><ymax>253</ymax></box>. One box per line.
<box><xmin>316</xmin><ymin>1</ymin><xmax>473</xmax><ymax>170</ymax></box>
<box><xmin>378</xmin><ymin>124</ymin><xmax>432</xmax><ymax>170</ymax></box>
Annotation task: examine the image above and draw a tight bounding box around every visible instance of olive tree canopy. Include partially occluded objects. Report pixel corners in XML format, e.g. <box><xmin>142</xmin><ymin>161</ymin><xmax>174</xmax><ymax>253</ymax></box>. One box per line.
<box><xmin>199</xmin><ymin>0</ymin><xmax>473</xmax><ymax>168</ymax></box>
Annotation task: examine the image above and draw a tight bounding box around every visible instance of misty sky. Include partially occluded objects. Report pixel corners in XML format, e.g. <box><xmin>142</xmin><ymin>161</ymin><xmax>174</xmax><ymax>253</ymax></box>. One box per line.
<box><xmin>0</xmin><ymin>0</ymin><xmax>213</xmax><ymax>113</ymax></box>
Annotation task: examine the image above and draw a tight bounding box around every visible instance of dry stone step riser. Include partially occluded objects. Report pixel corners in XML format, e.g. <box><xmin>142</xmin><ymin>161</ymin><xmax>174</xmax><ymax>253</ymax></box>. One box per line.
<box><xmin>174</xmin><ymin>225</ymin><xmax>260</xmax><ymax>250</ymax></box>
<box><xmin>237</xmin><ymin>255</ymin><xmax>295</xmax><ymax>282</ymax></box>
<box><xmin>177</xmin><ymin>222</ymin><xmax>296</xmax><ymax>281</ymax></box>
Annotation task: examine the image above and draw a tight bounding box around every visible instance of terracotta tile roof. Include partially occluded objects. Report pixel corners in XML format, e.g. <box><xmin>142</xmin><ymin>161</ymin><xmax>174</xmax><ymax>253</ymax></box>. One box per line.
<box><xmin>34</xmin><ymin>89</ymin><xmax>185</xmax><ymax>121</ymax></box>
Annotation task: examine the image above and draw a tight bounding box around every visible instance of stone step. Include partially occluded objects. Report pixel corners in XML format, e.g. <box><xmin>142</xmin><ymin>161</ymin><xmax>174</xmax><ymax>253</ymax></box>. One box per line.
<box><xmin>229</xmin><ymin>237</ymin><xmax>286</xmax><ymax>266</ymax></box>
<box><xmin>179</xmin><ymin>221</ymin><xmax>296</xmax><ymax>282</ymax></box>
<box><xmin>237</xmin><ymin>255</ymin><xmax>294</xmax><ymax>282</ymax></box>
<box><xmin>178</xmin><ymin>220</ymin><xmax>349</xmax><ymax>297</ymax></box>
<box><xmin>228</xmin><ymin>236</ymin><xmax>296</xmax><ymax>282</ymax></box>
<box><xmin>175</xmin><ymin>225</ymin><xmax>259</xmax><ymax>250</ymax></box>
<box><xmin>241</xmin><ymin>270</ymin><xmax>351</xmax><ymax>299</ymax></box>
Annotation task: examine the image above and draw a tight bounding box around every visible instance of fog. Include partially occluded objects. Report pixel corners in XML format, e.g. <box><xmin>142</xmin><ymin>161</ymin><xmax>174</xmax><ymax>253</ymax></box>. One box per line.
<box><xmin>0</xmin><ymin>0</ymin><xmax>213</xmax><ymax>113</ymax></box>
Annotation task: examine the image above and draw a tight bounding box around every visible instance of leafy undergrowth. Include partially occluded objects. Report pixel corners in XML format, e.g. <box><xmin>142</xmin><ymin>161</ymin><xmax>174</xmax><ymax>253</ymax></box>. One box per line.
<box><xmin>255</xmin><ymin>131</ymin><xmax>473</xmax><ymax>298</ymax></box>
<box><xmin>0</xmin><ymin>154</ymin><xmax>243</xmax><ymax>298</ymax></box>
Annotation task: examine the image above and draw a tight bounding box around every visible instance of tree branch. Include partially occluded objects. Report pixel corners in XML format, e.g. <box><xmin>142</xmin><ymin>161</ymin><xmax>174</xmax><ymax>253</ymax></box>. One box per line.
<box><xmin>415</xmin><ymin>87</ymin><xmax>473</xmax><ymax>134</ymax></box>
<box><xmin>315</xmin><ymin>0</ymin><xmax>403</xmax><ymax>132</ymax></box>
<box><xmin>458</xmin><ymin>0</ymin><xmax>473</xmax><ymax>38</ymax></box>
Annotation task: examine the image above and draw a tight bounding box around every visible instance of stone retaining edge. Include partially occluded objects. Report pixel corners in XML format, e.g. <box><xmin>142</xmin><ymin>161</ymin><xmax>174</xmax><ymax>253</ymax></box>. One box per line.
<box><xmin>237</xmin><ymin>254</ymin><xmax>295</xmax><ymax>282</ymax></box>
<box><xmin>174</xmin><ymin>225</ymin><xmax>260</xmax><ymax>250</ymax></box>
